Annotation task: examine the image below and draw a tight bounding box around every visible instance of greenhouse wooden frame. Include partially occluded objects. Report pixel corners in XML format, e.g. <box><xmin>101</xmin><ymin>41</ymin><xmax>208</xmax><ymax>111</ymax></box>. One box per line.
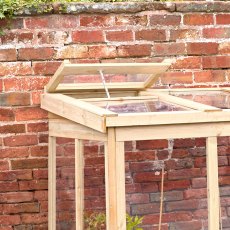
<box><xmin>41</xmin><ymin>60</ymin><xmax>230</xmax><ymax>230</ymax></box>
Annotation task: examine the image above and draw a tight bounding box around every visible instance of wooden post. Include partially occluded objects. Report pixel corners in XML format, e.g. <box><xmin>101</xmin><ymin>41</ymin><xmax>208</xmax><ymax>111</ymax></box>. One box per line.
<box><xmin>48</xmin><ymin>136</ymin><xmax>56</xmax><ymax>230</ymax></box>
<box><xmin>75</xmin><ymin>139</ymin><xmax>84</xmax><ymax>230</ymax></box>
<box><xmin>206</xmin><ymin>136</ymin><xmax>220</xmax><ymax>230</ymax></box>
<box><xmin>105</xmin><ymin>128</ymin><xmax>126</xmax><ymax>230</ymax></box>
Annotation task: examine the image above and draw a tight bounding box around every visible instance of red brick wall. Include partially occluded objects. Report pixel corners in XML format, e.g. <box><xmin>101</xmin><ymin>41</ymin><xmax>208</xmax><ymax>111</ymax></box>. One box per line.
<box><xmin>0</xmin><ymin>1</ymin><xmax>230</xmax><ymax>229</ymax></box>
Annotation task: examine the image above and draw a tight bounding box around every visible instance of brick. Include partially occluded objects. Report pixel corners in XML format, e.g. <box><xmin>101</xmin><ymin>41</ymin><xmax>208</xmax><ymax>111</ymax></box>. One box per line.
<box><xmin>21</xmin><ymin>213</ymin><xmax>48</xmax><ymax>224</ymax></box>
<box><xmin>0</xmin><ymin>215</ymin><xmax>20</xmax><ymax>225</ymax></box>
<box><xmin>184</xmin><ymin>188</ymin><xmax>207</xmax><ymax>199</ymax></box>
<box><xmin>84</xmin><ymin>167</ymin><xmax>104</xmax><ymax>176</ymax></box>
<box><xmin>34</xmin><ymin>191</ymin><xmax>48</xmax><ymax>201</ymax></box>
<box><xmin>130</xmin><ymin>162</ymin><xmax>163</xmax><ymax>173</ymax></box>
<box><xmin>172</xmin><ymin>57</ymin><xmax>202</xmax><ymax>69</ymax></box>
<box><xmin>125</xmin><ymin>150</ymin><xmax>155</xmax><ymax>161</ymax></box>
<box><xmin>192</xmin><ymin>178</ymin><xmax>207</xmax><ymax>188</ymax></box>
<box><xmin>114</xmin><ymin>15</ymin><xmax>147</xmax><ymax>26</ymax></box>
<box><xmin>39</xmin><ymin>134</ymin><xmax>48</xmax><ymax>144</ymax></box>
<box><xmin>127</xmin><ymin>193</ymin><xmax>149</xmax><ymax>204</ymax></box>
<box><xmin>135</xmin><ymin>29</ymin><xmax>166</xmax><ymax>41</ymax></box>
<box><xmin>33</xmin><ymin>169</ymin><xmax>48</xmax><ymax>179</ymax></box>
<box><xmin>0</xmin><ymin>170</ymin><xmax>32</xmax><ymax>181</ymax></box>
<box><xmin>203</xmin><ymin>56</ymin><xmax>230</xmax><ymax>69</ymax></box>
<box><xmin>156</xmin><ymin>150</ymin><xmax>169</xmax><ymax>160</ymax></box>
<box><xmin>80</xmin><ymin>15</ymin><xmax>113</xmax><ymax>27</ymax></box>
<box><xmin>3</xmin><ymin>135</ymin><xmax>38</xmax><ymax>147</ymax></box>
<box><xmin>219</xmin><ymin>176</ymin><xmax>230</xmax><ymax>186</ymax></box>
<box><xmin>0</xmin><ymin>147</ymin><xmax>30</xmax><ymax>158</ymax></box>
<box><xmin>187</xmin><ymin>42</ymin><xmax>218</xmax><ymax>55</ymax></box>
<box><xmin>0</xmin><ymin>192</ymin><xmax>33</xmax><ymax>203</ymax></box>
<box><xmin>0</xmin><ymin>92</ymin><xmax>30</xmax><ymax>106</ymax></box>
<box><xmin>0</xmin><ymin>124</ymin><xmax>25</xmax><ymax>134</ymax></box>
<box><xmin>172</xmin><ymin>149</ymin><xmax>190</xmax><ymax>158</ymax></box>
<box><xmin>27</xmin><ymin>122</ymin><xmax>48</xmax><ymax>132</ymax></box>
<box><xmin>4</xmin><ymin>77</ymin><xmax>49</xmax><ymax>91</ymax></box>
<box><xmin>18</xmin><ymin>47</ymin><xmax>54</xmax><ymax>61</ymax></box>
<box><xmin>195</xmin><ymin>156</ymin><xmax>228</xmax><ymax>167</ymax></box>
<box><xmin>143</xmin><ymin>211</ymin><xmax>192</xmax><ymax>225</ymax></box>
<box><xmin>150</xmin><ymin>191</ymin><xmax>183</xmax><ymax>202</ymax></box>
<box><xmin>0</xmin><ymin>108</ymin><xmax>15</xmax><ymax>121</ymax></box>
<box><xmin>25</xmin><ymin>15</ymin><xmax>79</xmax><ymax>29</ymax></box>
<box><xmin>0</xmin><ymin>160</ymin><xmax>9</xmax><ymax>170</ymax></box>
<box><xmin>0</xmin><ymin>182</ymin><xmax>18</xmax><ymax>192</ymax></box>
<box><xmin>216</xmin><ymin>14</ymin><xmax>230</xmax><ymax>25</ymax></box>
<box><xmin>31</xmin><ymin>91</ymin><xmax>42</xmax><ymax>105</ymax></box>
<box><xmin>118</xmin><ymin>44</ymin><xmax>151</xmax><ymax>57</ymax></box>
<box><xmin>11</xmin><ymin>158</ymin><xmax>48</xmax><ymax>170</ymax></box>
<box><xmin>30</xmin><ymin>146</ymin><xmax>48</xmax><ymax>157</ymax></box>
<box><xmin>134</xmin><ymin>171</ymin><xmax>165</xmax><ymax>183</ymax></box>
<box><xmin>0</xmin><ymin>18</ymin><xmax>23</xmax><ymax>29</ymax></box>
<box><xmin>184</xmin><ymin>14</ymin><xmax>214</xmax><ymax>25</ymax></box>
<box><xmin>132</xmin><ymin>203</ymin><xmax>161</xmax><ymax>215</ymax></box>
<box><xmin>19</xmin><ymin>180</ymin><xmax>48</xmax><ymax>191</ymax></box>
<box><xmin>88</xmin><ymin>45</ymin><xmax>117</xmax><ymax>59</ymax></box>
<box><xmin>170</xmin><ymin>29</ymin><xmax>200</xmax><ymax>40</ymax></box>
<box><xmin>0</xmin><ymin>62</ymin><xmax>32</xmax><ymax>76</ymax></box>
<box><xmin>32</xmin><ymin>61</ymin><xmax>61</xmax><ymax>75</ymax></box>
<box><xmin>37</xmin><ymin>31</ymin><xmax>69</xmax><ymax>44</ymax></box>
<box><xmin>150</xmin><ymin>14</ymin><xmax>181</xmax><ymax>26</ymax></box>
<box><xmin>219</xmin><ymin>166</ymin><xmax>230</xmax><ymax>176</ymax></box>
<box><xmin>55</xmin><ymin>45</ymin><xmax>88</xmax><ymax>59</ymax></box>
<box><xmin>13</xmin><ymin>225</ymin><xmax>32</xmax><ymax>230</ymax></box>
<box><xmin>15</xmin><ymin>107</ymin><xmax>47</xmax><ymax>121</ymax></box>
<box><xmin>72</xmin><ymin>30</ymin><xmax>104</xmax><ymax>43</ymax></box>
<box><xmin>168</xmin><ymin>168</ymin><xmax>201</xmax><ymax>180</ymax></box>
<box><xmin>153</xmin><ymin>43</ymin><xmax>186</xmax><ymax>56</ymax></box>
<box><xmin>106</xmin><ymin>30</ymin><xmax>133</xmax><ymax>42</ymax></box>
<box><xmin>136</xmin><ymin>140</ymin><xmax>168</xmax><ymax>150</ymax></box>
<box><xmin>2</xmin><ymin>203</ymin><xmax>39</xmax><ymax>214</ymax></box>
<box><xmin>203</xmin><ymin>28</ymin><xmax>230</xmax><ymax>39</ymax></box>
<box><xmin>219</xmin><ymin>42</ymin><xmax>230</xmax><ymax>54</ymax></box>
<box><xmin>161</xmin><ymin>72</ymin><xmax>193</xmax><ymax>85</ymax></box>
<box><xmin>194</xmin><ymin>70</ymin><xmax>225</xmax><ymax>83</ymax></box>
<box><xmin>162</xmin><ymin>180</ymin><xmax>190</xmax><ymax>191</ymax></box>
<box><xmin>0</xmin><ymin>49</ymin><xmax>17</xmax><ymax>61</ymax></box>
<box><xmin>169</xmin><ymin>220</ymin><xmax>202</xmax><ymax>230</ymax></box>
<box><xmin>166</xmin><ymin>199</ymin><xmax>199</xmax><ymax>212</ymax></box>
<box><xmin>165</xmin><ymin>158</ymin><xmax>193</xmax><ymax>170</ymax></box>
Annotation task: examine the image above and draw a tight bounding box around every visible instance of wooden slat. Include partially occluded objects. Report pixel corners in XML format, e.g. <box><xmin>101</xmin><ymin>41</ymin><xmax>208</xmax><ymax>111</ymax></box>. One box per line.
<box><xmin>46</xmin><ymin>60</ymin><xmax>70</xmax><ymax>93</ymax></box>
<box><xmin>206</xmin><ymin>137</ymin><xmax>220</xmax><ymax>230</ymax></box>
<box><xmin>75</xmin><ymin>139</ymin><xmax>84</xmax><ymax>230</ymax></box>
<box><xmin>48</xmin><ymin>136</ymin><xmax>56</xmax><ymax>230</ymax></box>
<box><xmin>115</xmin><ymin>122</ymin><xmax>230</xmax><ymax>141</ymax></box>
<box><xmin>41</xmin><ymin>94</ymin><xmax>117</xmax><ymax>132</ymax></box>
<box><xmin>106</xmin><ymin>110</ymin><xmax>230</xmax><ymax>127</ymax></box>
<box><xmin>49</xmin><ymin>119</ymin><xmax>107</xmax><ymax>141</ymax></box>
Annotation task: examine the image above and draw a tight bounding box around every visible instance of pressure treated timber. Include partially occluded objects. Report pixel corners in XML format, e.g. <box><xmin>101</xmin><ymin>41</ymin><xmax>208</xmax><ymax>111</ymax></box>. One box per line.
<box><xmin>49</xmin><ymin>119</ymin><xmax>107</xmax><ymax>141</ymax></box>
<box><xmin>206</xmin><ymin>137</ymin><xmax>220</xmax><ymax>230</ymax></box>
<box><xmin>106</xmin><ymin>110</ymin><xmax>230</xmax><ymax>127</ymax></box>
<box><xmin>115</xmin><ymin>122</ymin><xmax>230</xmax><ymax>141</ymax></box>
<box><xmin>75</xmin><ymin>139</ymin><xmax>84</xmax><ymax>230</ymax></box>
<box><xmin>105</xmin><ymin>129</ymin><xmax>126</xmax><ymax>230</ymax></box>
<box><xmin>48</xmin><ymin>136</ymin><xmax>56</xmax><ymax>230</ymax></box>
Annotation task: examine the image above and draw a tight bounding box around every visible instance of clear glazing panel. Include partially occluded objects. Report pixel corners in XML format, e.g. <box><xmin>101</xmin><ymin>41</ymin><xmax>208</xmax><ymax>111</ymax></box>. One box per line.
<box><xmin>169</xmin><ymin>91</ymin><xmax>230</xmax><ymax>109</ymax></box>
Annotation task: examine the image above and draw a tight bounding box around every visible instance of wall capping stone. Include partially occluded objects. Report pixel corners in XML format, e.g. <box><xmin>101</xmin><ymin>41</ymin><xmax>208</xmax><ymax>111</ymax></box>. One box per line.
<box><xmin>14</xmin><ymin>1</ymin><xmax>230</xmax><ymax>16</ymax></box>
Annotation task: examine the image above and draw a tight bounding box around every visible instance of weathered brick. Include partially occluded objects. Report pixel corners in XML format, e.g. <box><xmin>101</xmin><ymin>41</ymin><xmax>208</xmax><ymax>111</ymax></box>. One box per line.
<box><xmin>15</xmin><ymin>107</ymin><xmax>48</xmax><ymax>121</ymax></box>
<box><xmin>150</xmin><ymin>14</ymin><xmax>181</xmax><ymax>26</ymax></box>
<box><xmin>219</xmin><ymin>176</ymin><xmax>230</xmax><ymax>186</ymax></box>
<box><xmin>19</xmin><ymin>180</ymin><xmax>48</xmax><ymax>191</ymax></box>
<box><xmin>132</xmin><ymin>203</ymin><xmax>161</xmax><ymax>215</ymax></box>
<box><xmin>0</xmin><ymin>182</ymin><xmax>18</xmax><ymax>192</ymax></box>
<box><xmin>0</xmin><ymin>192</ymin><xmax>33</xmax><ymax>203</ymax></box>
<box><xmin>134</xmin><ymin>171</ymin><xmax>165</xmax><ymax>183</ymax></box>
<box><xmin>170</xmin><ymin>29</ymin><xmax>200</xmax><ymax>40</ymax></box>
<box><xmin>32</xmin><ymin>61</ymin><xmax>61</xmax><ymax>75</ymax></box>
<box><xmin>11</xmin><ymin>158</ymin><xmax>48</xmax><ymax>170</ymax></box>
<box><xmin>171</xmin><ymin>149</ymin><xmax>190</xmax><ymax>159</ymax></box>
<box><xmin>0</xmin><ymin>170</ymin><xmax>32</xmax><ymax>181</ymax></box>
<box><xmin>30</xmin><ymin>146</ymin><xmax>48</xmax><ymax>157</ymax></box>
<box><xmin>203</xmin><ymin>56</ymin><xmax>230</xmax><ymax>69</ymax></box>
<box><xmin>184</xmin><ymin>14</ymin><xmax>214</xmax><ymax>25</ymax></box>
<box><xmin>219</xmin><ymin>42</ymin><xmax>230</xmax><ymax>54</ymax></box>
<box><xmin>153</xmin><ymin>43</ymin><xmax>186</xmax><ymax>56</ymax></box>
<box><xmin>72</xmin><ymin>30</ymin><xmax>104</xmax><ymax>43</ymax></box>
<box><xmin>0</xmin><ymin>62</ymin><xmax>32</xmax><ymax>76</ymax></box>
<box><xmin>0</xmin><ymin>124</ymin><xmax>25</xmax><ymax>134</ymax></box>
<box><xmin>33</xmin><ymin>169</ymin><xmax>48</xmax><ymax>179</ymax></box>
<box><xmin>34</xmin><ymin>191</ymin><xmax>48</xmax><ymax>201</ymax></box>
<box><xmin>192</xmin><ymin>178</ymin><xmax>207</xmax><ymax>188</ymax></box>
<box><xmin>165</xmin><ymin>158</ymin><xmax>193</xmax><ymax>170</ymax></box>
<box><xmin>187</xmin><ymin>42</ymin><xmax>218</xmax><ymax>55</ymax></box>
<box><xmin>162</xmin><ymin>180</ymin><xmax>190</xmax><ymax>191</ymax></box>
<box><xmin>25</xmin><ymin>15</ymin><xmax>79</xmax><ymax>29</ymax></box>
<box><xmin>0</xmin><ymin>215</ymin><xmax>21</xmax><ymax>225</ymax></box>
<box><xmin>161</xmin><ymin>72</ymin><xmax>193</xmax><ymax>85</ymax></box>
<box><xmin>184</xmin><ymin>188</ymin><xmax>207</xmax><ymax>199</ymax></box>
<box><xmin>106</xmin><ymin>30</ymin><xmax>133</xmax><ymax>41</ymax></box>
<box><xmin>194</xmin><ymin>70</ymin><xmax>225</xmax><ymax>83</ymax></box>
<box><xmin>21</xmin><ymin>213</ymin><xmax>48</xmax><ymax>224</ymax></box>
<box><xmin>0</xmin><ymin>49</ymin><xmax>17</xmax><ymax>61</ymax></box>
<box><xmin>216</xmin><ymin>14</ymin><xmax>230</xmax><ymax>25</ymax></box>
<box><xmin>0</xmin><ymin>160</ymin><xmax>9</xmax><ymax>171</ymax></box>
<box><xmin>0</xmin><ymin>18</ymin><xmax>23</xmax><ymax>29</ymax></box>
<box><xmin>114</xmin><ymin>15</ymin><xmax>147</xmax><ymax>26</ymax></box>
<box><xmin>168</xmin><ymin>168</ymin><xmax>201</xmax><ymax>180</ymax></box>
<box><xmin>3</xmin><ymin>135</ymin><xmax>38</xmax><ymax>147</ymax></box>
<box><xmin>18</xmin><ymin>48</ymin><xmax>54</xmax><ymax>61</ymax></box>
<box><xmin>55</xmin><ymin>45</ymin><xmax>88</xmax><ymax>59</ymax></box>
<box><xmin>169</xmin><ymin>220</ymin><xmax>202</xmax><ymax>230</ymax></box>
<box><xmin>118</xmin><ymin>44</ymin><xmax>151</xmax><ymax>57</ymax></box>
<box><xmin>0</xmin><ymin>92</ymin><xmax>30</xmax><ymax>106</ymax></box>
<box><xmin>172</xmin><ymin>57</ymin><xmax>202</xmax><ymax>69</ymax></box>
<box><xmin>127</xmin><ymin>193</ymin><xmax>149</xmax><ymax>204</ymax></box>
<box><xmin>125</xmin><ymin>150</ymin><xmax>155</xmax><ymax>162</ymax></box>
<box><xmin>2</xmin><ymin>203</ymin><xmax>39</xmax><ymax>214</ymax></box>
<box><xmin>88</xmin><ymin>45</ymin><xmax>117</xmax><ymax>59</ymax></box>
<box><xmin>27</xmin><ymin>122</ymin><xmax>48</xmax><ymax>133</ymax></box>
<box><xmin>135</xmin><ymin>29</ymin><xmax>166</xmax><ymax>41</ymax></box>
<box><xmin>150</xmin><ymin>191</ymin><xmax>183</xmax><ymax>202</ymax></box>
<box><xmin>203</xmin><ymin>28</ymin><xmax>230</xmax><ymax>39</ymax></box>
<box><xmin>31</xmin><ymin>91</ymin><xmax>42</xmax><ymax>105</ymax></box>
<box><xmin>80</xmin><ymin>15</ymin><xmax>113</xmax><ymax>27</ymax></box>
<box><xmin>37</xmin><ymin>31</ymin><xmax>69</xmax><ymax>44</ymax></box>
<box><xmin>166</xmin><ymin>199</ymin><xmax>199</xmax><ymax>212</ymax></box>
<box><xmin>156</xmin><ymin>150</ymin><xmax>169</xmax><ymax>160</ymax></box>
<box><xmin>0</xmin><ymin>108</ymin><xmax>15</xmax><ymax>121</ymax></box>
<box><xmin>136</xmin><ymin>140</ymin><xmax>168</xmax><ymax>150</ymax></box>
<box><xmin>0</xmin><ymin>147</ymin><xmax>30</xmax><ymax>159</ymax></box>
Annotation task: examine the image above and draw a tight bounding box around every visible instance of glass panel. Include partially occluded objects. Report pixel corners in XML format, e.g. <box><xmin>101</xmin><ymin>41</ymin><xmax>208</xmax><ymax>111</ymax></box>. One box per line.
<box><xmin>170</xmin><ymin>91</ymin><xmax>230</xmax><ymax>109</ymax></box>
<box><xmin>91</xmin><ymin>99</ymin><xmax>188</xmax><ymax>114</ymax></box>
